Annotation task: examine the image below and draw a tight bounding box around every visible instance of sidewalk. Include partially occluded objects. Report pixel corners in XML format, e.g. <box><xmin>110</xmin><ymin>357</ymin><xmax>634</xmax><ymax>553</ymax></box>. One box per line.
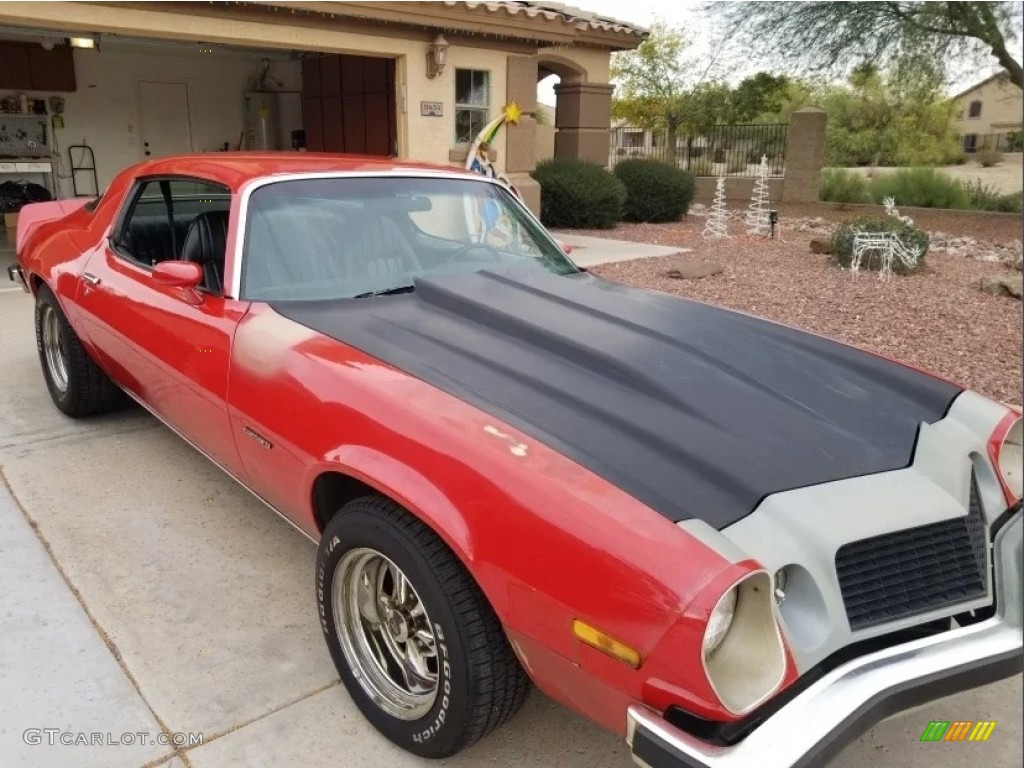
<box><xmin>552</xmin><ymin>231</ymin><xmax>685</xmax><ymax>268</ymax></box>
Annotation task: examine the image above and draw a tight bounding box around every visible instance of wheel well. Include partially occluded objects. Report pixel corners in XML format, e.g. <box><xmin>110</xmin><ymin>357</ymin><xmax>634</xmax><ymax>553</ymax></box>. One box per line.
<box><xmin>30</xmin><ymin>273</ymin><xmax>43</xmax><ymax>292</ymax></box>
<box><xmin>312</xmin><ymin>471</ymin><xmax>378</xmax><ymax>533</ymax></box>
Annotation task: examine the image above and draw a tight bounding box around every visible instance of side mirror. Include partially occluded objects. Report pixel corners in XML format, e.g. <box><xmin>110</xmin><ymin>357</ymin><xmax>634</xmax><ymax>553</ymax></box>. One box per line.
<box><xmin>555</xmin><ymin>239</ymin><xmax>574</xmax><ymax>256</ymax></box>
<box><xmin>153</xmin><ymin>260</ymin><xmax>204</xmax><ymax>303</ymax></box>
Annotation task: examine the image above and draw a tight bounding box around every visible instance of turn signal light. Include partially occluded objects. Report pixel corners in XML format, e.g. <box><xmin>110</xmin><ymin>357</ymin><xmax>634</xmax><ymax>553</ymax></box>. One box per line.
<box><xmin>572</xmin><ymin>619</ymin><xmax>642</xmax><ymax>668</ymax></box>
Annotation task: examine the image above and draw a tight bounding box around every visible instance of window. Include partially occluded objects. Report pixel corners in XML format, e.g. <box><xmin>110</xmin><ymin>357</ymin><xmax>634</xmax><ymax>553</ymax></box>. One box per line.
<box><xmin>240</xmin><ymin>177</ymin><xmax>576</xmax><ymax>302</ymax></box>
<box><xmin>455</xmin><ymin>69</ymin><xmax>489</xmax><ymax>143</ymax></box>
<box><xmin>963</xmin><ymin>134</ymin><xmax>978</xmax><ymax>153</ymax></box>
<box><xmin>968</xmin><ymin>100</ymin><xmax>982</xmax><ymax>118</ymax></box>
<box><xmin>115</xmin><ymin>177</ymin><xmax>231</xmax><ymax>291</ymax></box>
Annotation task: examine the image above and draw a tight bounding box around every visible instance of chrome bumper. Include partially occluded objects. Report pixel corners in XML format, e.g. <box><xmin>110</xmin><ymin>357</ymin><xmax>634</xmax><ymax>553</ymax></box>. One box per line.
<box><xmin>627</xmin><ymin>509</ymin><xmax>1023</xmax><ymax>768</ymax></box>
<box><xmin>7</xmin><ymin>264</ymin><xmax>29</xmax><ymax>292</ymax></box>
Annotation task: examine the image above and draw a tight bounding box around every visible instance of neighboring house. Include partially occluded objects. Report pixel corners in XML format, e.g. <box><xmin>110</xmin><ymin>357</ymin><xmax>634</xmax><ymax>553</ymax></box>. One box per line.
<box><xmin>0</xmin><ymin>1</ymin><xmax>645</xmax><ymax>214</ymax></box>
<box><xmin>952</xmin><ymin>72</ymin><xmax>1023</xmax><ymax>153</ymax></box>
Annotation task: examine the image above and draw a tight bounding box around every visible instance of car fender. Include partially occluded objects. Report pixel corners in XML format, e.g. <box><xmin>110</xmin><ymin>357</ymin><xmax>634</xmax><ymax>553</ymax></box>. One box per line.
<box><xmin>309</xmin><ymin>446</ymin><xmax>475</xmax><ymax>564</ymax></box>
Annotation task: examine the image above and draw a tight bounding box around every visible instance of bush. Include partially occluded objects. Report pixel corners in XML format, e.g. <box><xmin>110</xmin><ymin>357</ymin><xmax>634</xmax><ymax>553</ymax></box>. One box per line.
<box><xmin>977</xmin><ymin>149</ymin><xmax>1003</xmax><ymax>167</ymax></box>
<box><xmin>820</xmin><ymin>168</ymin><xmax>871</xmax><ymax>204</ymax></box>
<box><xmin>868</xmin><ymin>168</ymin><xmax>971</xmax><ymax>210</ymax></box>
<box><xmin>829</xmin><ymin>216</ymin><xmax>929</xmax><ymax>274</ymax></box>
<box><xmin>613</xmin><ymin>159</ymin><xmax>696</xmax><ymax>222</ymax></box>
<box><xmin>964</xmin><ymin>180</ymin><xmax>1023</xmax><ymax>213</ymax></box>
<box><xmin>532</xmin><ymin>159</ymin><xmax>625</xmax><ymax>229</ymax></box>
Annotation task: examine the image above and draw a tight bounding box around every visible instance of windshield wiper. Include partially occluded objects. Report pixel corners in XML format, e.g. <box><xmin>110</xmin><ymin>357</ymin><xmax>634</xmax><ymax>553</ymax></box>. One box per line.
<box><xmin>353</xmin><ymin>285</ymin><xmax>416</xmax><ymax>299</ymax></box>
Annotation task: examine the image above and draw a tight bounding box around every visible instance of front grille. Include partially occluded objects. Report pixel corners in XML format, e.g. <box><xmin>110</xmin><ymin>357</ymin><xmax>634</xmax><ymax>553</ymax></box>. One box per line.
<box><xmin>836</xmin><ymin>474</ymin><xmax>988</xmax><ymax>630</ymax></box>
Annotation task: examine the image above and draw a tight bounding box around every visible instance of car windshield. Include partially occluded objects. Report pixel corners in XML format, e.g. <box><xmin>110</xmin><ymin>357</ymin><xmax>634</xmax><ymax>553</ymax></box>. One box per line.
<box><xmin>240</xmin><ymin>176</ymin><xmax>578</xmax><ymax>301</ymax></box>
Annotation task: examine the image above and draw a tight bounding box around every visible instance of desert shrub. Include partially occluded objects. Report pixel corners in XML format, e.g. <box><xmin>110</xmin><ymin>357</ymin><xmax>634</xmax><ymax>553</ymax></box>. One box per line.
<box><xmin>867</xmin><ymin>168</ymin><xmax>971</xmax><ymax>210</ymax></box>
<box><xmin>614</xmin><ymin>159</ymin><xmax>696</xmax><ymax>222</ymax></box>
<box><xmin>977</xmin><ymin>149</ymin><xmax>1003</xmax><ymax>167</ymax></box>
<box><xmin>531</xmin><ymin>158</ymin><xmax>625</xmax><ymax>229</ymax></box>
<box><xmin>726</xmin><ymin>153</ymin><xmax>748</xmax><ymax>174</ymax></box>
<box><xmin>820</xmin><ymin>168</ymin><xmax>871</xmax><ymax>204</ymax></box>
<box><xmin>829</xmin><ymin>216</ymin><xmax>929</xmax><ymax>274</ymax></box>
<box><xmin>964</xmin><ymin>180</ymin><xmax>1023</xmax><ymax>213</ymax></box>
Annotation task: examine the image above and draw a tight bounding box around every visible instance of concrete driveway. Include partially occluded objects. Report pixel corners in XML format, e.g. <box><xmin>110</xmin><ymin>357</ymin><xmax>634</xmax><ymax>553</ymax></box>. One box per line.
<box><xmin>0</xmin><ymin>238</ymin><xmax>1021</xmax><ymax>768</ymax></box>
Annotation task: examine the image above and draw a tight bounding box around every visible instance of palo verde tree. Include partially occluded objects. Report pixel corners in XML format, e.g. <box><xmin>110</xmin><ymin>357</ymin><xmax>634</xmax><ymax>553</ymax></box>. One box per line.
<box><xmin>612</xmin><ymin>23</ymin><xmax>789</xmax><ymax>163</ymax></box>
<box><xmin>712</xmin><ymin>2</ymin><xmax>1023</xmax><ymax>89</ymax></box>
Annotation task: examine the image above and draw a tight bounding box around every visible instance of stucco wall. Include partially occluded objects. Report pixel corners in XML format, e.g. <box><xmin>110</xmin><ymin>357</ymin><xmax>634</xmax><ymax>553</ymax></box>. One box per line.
<box><xmin>954</xmin><ymin>76</ymin><xmax>1024</xmax><ymax>136</ymax></box>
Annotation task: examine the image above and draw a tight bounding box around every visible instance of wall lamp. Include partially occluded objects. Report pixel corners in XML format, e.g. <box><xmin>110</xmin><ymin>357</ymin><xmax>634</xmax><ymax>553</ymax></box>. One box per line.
<box><xmin>426</xmin><ymin>33</ymin><xmax>449</xmax><ymax>79</ymax></box>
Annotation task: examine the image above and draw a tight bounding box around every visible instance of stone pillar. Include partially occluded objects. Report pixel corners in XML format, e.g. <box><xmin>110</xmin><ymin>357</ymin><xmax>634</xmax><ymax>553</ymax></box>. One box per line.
<box><xmin>782</xmin><ymin>107</ymin><xmax>828</xmax><ymax>203</ymax></box>
<box><xmin>553</xmin><ymin>81</ymin><xmax>613</xmax><ymax>166</ymax></box>
<box><xmin>504</xmin><ymin>54</ymin><xmax>541</xmax><ymax>214</ymax></box>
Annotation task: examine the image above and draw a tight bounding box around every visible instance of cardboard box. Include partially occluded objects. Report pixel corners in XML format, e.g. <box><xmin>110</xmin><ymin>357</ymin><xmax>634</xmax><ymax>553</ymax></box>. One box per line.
<box><xmin>3</xmin><ymin>212</ymin><xmax>17</xmax><ymax>232</ymax></box>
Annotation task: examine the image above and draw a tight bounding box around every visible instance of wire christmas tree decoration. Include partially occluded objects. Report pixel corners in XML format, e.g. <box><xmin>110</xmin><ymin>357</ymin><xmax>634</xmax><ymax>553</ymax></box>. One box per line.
<box><xmin>745</xmin><ymin>155</ymin><xmax>771</xmax><ymax>236</ymax></box>
<box><xmin>703</xmin><ymin>174</ymin><xmax>730</xmax><ymax>239</ymax></box>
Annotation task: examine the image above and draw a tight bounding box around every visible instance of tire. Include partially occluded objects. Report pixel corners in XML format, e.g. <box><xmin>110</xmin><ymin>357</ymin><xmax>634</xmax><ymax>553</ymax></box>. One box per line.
<box><xmin>35</xmin><ymin>284</ymin><xmax>123</xmax><ymax>417</ymax></box>
<box><xmin>316</xmin><ymin>495</ymin><xmax>530</xmax><ymax>758</ymax></box>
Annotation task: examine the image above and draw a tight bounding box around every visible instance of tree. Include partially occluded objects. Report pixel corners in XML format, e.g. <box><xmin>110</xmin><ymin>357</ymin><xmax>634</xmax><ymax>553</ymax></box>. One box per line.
<box><xmin>611</xmin><ymin>22</ymin><xmax>733</xmax><ymax>163</ymax></box>
<box><xmin>821</xmin><ymin>60</ymin><xmax>962</xmax><ymax>166</ymax></box>
<box><xmin>711</xmin><ymin>2</ymin><xmax>1023</xmax><ymax>89</ymax></box>
<box><xmin>612</xmin><ymin>23</ymin><xmax>790</xmax><ymax>162</ymax></box>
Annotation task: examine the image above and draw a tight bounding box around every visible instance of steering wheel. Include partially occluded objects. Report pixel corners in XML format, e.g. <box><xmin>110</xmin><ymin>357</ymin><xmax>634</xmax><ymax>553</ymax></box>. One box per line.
<box><xmin>442</xmin><ymin>243</ymin><xmax>498</xmax><ymax>265</ymax></box>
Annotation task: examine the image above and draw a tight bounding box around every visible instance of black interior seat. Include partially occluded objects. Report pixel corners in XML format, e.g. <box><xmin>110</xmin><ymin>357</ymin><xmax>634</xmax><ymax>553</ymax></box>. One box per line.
<box><xmin>124</xmin><ymin>216</ymin><xmax>191</xmax><ymax>266</ymax></box>
<box><xmin>181</xmin><ymin>210</ymin><xmax>230</xmax><ymax>293</ymax></box>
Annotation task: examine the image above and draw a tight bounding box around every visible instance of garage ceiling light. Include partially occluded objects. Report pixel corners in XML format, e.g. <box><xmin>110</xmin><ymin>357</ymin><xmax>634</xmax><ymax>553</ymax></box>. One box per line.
<box><xmin>68</xmin><ymin>36</ymin><xmax>97</xmax><ymax>49</ymax></box>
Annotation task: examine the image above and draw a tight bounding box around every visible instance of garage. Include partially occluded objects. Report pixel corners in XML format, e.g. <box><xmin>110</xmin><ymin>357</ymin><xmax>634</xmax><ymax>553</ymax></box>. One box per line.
<box><xmin>0</xmin><ymin>1</ymin><xmax>644</xmax><ymax>230</ymax></box>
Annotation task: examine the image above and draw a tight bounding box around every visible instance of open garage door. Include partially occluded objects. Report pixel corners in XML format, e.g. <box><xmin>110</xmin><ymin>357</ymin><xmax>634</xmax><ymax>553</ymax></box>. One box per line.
<box><xmin>301</xmin><ymin>54</ymin><xmax>397</xmax><ymax>157</ymax></box>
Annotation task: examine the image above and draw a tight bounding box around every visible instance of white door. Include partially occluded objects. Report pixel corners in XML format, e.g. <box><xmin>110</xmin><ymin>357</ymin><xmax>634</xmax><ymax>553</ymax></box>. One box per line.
<box><xmin>138</xmin><ymin>81</ymin><xmax>193</xmax><ymax>159</ymax></box>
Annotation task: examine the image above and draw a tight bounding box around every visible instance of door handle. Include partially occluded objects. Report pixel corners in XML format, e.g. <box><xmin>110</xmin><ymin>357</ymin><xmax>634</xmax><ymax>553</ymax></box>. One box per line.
<box><xmin>83</xmin><ymin>272</ymin><xmax>101</xmax><ymax>287</ymax></box>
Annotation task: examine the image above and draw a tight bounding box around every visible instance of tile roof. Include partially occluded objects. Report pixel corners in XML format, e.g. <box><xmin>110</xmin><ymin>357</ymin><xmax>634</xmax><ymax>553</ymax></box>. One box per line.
<box><xmin>444</xmin><ymin>1</ymin><xmax>648</xmax><ymax>38</ymax></box>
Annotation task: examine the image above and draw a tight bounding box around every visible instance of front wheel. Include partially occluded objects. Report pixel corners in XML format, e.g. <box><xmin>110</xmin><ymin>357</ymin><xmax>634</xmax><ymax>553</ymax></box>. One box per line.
<box><xmin>316</xmin><ymin>495</ymin><xmax>530</xmax><ymax>757</ymax></box>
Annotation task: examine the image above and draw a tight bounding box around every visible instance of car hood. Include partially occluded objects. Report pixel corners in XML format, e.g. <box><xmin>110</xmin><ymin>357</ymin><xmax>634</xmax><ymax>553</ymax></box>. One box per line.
<box><xmin>271</xmin><ymin>267</ymin><xmax>961</xmax><ymax>529</ymax></box>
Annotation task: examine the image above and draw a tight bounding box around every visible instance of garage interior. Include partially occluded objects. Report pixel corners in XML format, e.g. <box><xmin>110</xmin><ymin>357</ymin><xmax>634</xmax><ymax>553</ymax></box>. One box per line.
<box><xmin>0</xmin><ymin>28</ymin><xmax>398</xmax><ymax>228</ymax></box>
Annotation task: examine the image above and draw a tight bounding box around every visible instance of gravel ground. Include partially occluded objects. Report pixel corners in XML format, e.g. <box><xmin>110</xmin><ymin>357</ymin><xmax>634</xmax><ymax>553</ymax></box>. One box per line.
<box><xmin>574</xmin><ymin>214</ymin><xmax>1023</xmax><ymax>405</ymax></box>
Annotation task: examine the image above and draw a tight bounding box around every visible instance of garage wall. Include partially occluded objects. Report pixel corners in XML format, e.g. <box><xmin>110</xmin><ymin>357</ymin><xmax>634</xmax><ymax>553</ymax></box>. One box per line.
<box><xmin>17</xmin><ymin>42</ymin><xmax>301</xmax><ymax>197</ymax></box>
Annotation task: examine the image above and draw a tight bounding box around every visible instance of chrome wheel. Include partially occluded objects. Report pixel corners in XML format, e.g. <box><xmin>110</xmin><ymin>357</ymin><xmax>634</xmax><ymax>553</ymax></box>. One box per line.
<box><xmin>333</xmin><ymin>548</ymin><xmax>439</xmax><ymax>720</ymax></box>
<box><xmin>41</xmin><ymin>305</ymin><xmax>69</xmax><ymax>393</ymax></box>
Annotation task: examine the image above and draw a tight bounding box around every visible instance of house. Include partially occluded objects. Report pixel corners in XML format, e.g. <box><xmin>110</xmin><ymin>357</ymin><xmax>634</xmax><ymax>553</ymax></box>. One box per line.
<box><xmin>0</xmin><ymin>1</ymin><xmax>646</xmax><ymax>215</ymax></box>
<box><xmin>952</xmin><ymin>72</ymin><xmax>1023</xmax><ymax>153</ymax></box>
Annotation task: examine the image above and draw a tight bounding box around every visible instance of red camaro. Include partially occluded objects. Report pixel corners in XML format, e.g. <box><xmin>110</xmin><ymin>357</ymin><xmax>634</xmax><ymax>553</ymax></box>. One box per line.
<box><xmin>10</xmin><ymin>154</ymin><xmax>1022</xmax><ymax>768</ymax></box>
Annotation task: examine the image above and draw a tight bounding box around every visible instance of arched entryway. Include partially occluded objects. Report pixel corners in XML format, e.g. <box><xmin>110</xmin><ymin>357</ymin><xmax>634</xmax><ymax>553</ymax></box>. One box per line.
<box><xmin>536</xmin><ymin>54</ymin><xmax>612</xmax><ymax>165</ymax></box>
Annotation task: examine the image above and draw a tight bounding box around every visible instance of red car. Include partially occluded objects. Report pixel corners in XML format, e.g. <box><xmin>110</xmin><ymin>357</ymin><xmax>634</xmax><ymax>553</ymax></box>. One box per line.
<box><xmin>10</xmin><ymin>154</ymin><xmax>1022</xmax><ymax>768</ymax></box>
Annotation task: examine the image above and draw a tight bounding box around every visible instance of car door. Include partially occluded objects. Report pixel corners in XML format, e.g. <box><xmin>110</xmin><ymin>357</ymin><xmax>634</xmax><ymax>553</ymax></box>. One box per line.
<box><xmin>75</xmin><ymin>177</ymin><xmax>249</xmax><ymax>477</ymax></box>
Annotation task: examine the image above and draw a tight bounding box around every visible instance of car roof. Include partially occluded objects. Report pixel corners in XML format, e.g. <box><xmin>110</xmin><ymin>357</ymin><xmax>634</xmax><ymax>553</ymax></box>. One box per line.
<box><xmin>127</xmin><ymin>153</ymin><xmax>474</xmax><ymax>192</ymax></box>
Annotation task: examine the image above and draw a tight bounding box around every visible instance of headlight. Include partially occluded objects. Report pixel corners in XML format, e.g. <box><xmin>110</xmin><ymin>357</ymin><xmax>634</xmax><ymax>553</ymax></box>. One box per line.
<box><xmin>701</xmin><ymin>572</ymin><xmax>787</xmax><ymax>714</ymax></box>
<box><xmin>702</xmin><ymin>588</ymin><xmax>736</xmax><ymax>656</ymax></box>
<box><xmin>990</xmin><ymin>413</ymin><xmax>1022</xmax><ymax>504</ymax></box>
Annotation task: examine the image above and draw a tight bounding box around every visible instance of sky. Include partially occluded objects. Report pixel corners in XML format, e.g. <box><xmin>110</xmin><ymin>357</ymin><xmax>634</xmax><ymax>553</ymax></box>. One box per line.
<box><xmin>537</xmin><ymin>0</ymin><xmax>1017</xmax><ymax>105</ymax></box>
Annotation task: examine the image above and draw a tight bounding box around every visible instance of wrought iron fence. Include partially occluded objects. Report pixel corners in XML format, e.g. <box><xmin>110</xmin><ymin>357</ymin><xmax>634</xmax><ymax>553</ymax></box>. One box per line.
<box><xmin>609</xmin><ymin>123</ymin><xmax>788</xmax><ymax>177</ymax></box>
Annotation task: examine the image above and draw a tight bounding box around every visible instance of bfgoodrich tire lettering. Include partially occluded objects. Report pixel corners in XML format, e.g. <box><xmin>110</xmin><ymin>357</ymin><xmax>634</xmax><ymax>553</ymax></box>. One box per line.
<box><xmin>316</xmin><ymin>495</ymin><xmax>530</xmax><ymax>758</ymax></box>
<box><xmin>34</xmin><ymin>284</ymin><xmax>123</xmax><ymax>417</ymax></box>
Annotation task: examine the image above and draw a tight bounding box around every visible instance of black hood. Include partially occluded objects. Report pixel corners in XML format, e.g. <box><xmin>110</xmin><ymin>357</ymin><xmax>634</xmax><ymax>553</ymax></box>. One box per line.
<box><xmin>271</xmin><ymin>268</ymin><xmax>961</xmax><ymax>529</ymax></box>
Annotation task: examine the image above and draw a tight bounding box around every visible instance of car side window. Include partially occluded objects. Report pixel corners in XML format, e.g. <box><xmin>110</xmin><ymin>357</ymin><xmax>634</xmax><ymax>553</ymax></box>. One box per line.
<box><xmin>114</xmin><ymin>178</ymin><xmax>232</xmax><ymax>294</ymax></box>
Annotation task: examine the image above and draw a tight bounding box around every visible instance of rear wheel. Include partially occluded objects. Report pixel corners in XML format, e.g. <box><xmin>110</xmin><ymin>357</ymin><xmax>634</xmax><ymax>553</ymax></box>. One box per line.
<box><xmin>35</xmin><ymin>284</ymin><xmax>123</xmax><ymax>417</ymax></box>
<box><xmin>316</xmin><ymin>495</ymin><xmax>530</xmax><ymax>757</ymax></box>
